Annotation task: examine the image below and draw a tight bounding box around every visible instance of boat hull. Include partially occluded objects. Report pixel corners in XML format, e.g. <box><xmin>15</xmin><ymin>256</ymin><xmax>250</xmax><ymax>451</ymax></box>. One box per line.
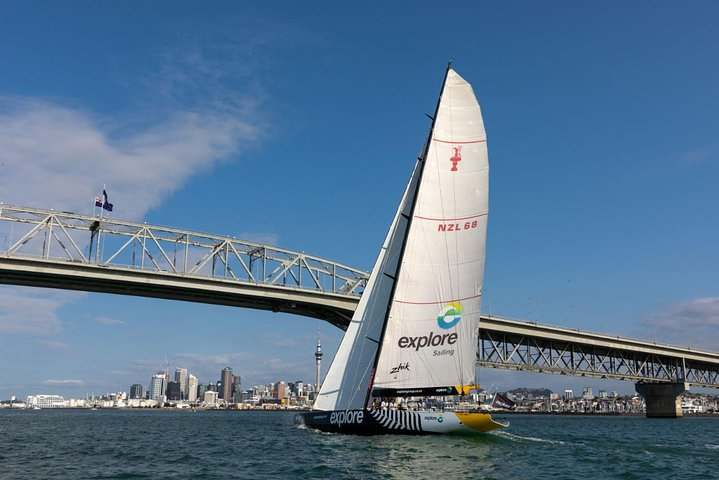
<box><xmin>298</xmin><ymin>409</ymin><xmax>506</xmax><ymax>435</ymax></box>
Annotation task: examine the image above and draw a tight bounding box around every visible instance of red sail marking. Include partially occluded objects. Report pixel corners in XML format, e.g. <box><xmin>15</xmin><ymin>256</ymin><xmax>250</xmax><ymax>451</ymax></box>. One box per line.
<box><xmin>394</xmin><ymin>294</ymin><xmax>483</xmax><ymax>305</ymax></box>
<box><xmin>414</xmin><ymin>212</ymin><xmax>487</xmax><ymax>222</ymax></box>
<box><xmin>450</xmin><ymin>146</ymin><xmax>462</xmax><ymax>171</ymax></box>
<box><xmin>433</xmin><ymin>138</ymin><xmax>487</xmax><ymax>144</ymax></box>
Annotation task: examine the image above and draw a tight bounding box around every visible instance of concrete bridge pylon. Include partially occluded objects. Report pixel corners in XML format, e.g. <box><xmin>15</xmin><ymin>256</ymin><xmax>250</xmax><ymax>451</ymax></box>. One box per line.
<box><xmin>635</xmin><ymin>382</ymin><xmax>689</xmax><ymax>418</ymax></box>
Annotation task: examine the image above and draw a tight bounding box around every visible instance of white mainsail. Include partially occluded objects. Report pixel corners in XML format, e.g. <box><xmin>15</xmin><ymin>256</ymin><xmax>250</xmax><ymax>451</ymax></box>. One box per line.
<box><xmin>373</xmin><ymin>68</ymin><xmax>488</xmax><ymax>394</ymax></box>
<box><xmin>313</xmin><ymin>67</ymin><xmax>488</xmax><ymax>411</ymax></box>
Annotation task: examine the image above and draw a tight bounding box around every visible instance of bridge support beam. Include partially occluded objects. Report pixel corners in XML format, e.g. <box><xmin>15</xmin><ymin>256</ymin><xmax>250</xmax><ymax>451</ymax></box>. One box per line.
<box><xmin>635</xmin><ymin>382</ymin><xmax>688</xmax><ymax>418</ymax></box>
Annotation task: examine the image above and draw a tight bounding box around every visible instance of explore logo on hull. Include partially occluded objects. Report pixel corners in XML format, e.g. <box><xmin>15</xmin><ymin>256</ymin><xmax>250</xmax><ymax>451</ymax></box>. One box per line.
<box><xmin>437</xmin><ymin>302</ymin><xmax>463</xmax><ymax>329</ymax></box>
<box><xmin>423</xmin><ymin>414</ymin><xmax>444</xmax><ymax>423</ymax></box>
<box><xmin>329</xmin><ymin>410</ymin><xmax>364</xmax><ymax>426</ymax></box>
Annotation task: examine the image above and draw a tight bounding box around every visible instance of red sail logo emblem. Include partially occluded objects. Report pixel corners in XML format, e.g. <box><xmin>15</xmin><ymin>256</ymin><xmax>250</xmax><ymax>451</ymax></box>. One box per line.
<box><xmin>450</xmin><ymin>146</ymin><xmax>462</xmax><ymax>171</ymax></box>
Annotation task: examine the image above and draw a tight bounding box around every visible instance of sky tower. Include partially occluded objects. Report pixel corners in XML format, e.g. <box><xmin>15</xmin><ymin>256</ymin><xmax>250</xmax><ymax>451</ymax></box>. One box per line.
<box><xmin>314</xmin><ymin>330</ymin><xmax>323</xmax><ymax>392</ymax></box>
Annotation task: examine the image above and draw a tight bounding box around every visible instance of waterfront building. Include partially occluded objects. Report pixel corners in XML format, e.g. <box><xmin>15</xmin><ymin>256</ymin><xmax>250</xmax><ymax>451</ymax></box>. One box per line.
<box><xmin>582</xmin><ymin>387</ymin><xmax>594</xmax><ymax>400</ymax></box>
<box><xmin>187</xmin><ymin>374</ymin><xmax>198</xmax><ymax>402</ymax></box>
<box><xmin>220</xmin><ymin>367</ymin><xmax>234</xmax><ymax>402</ymax></box>
<box><xmin>130</xmin><ymin>384</ymin><xmax>144</xmax><ymax>400</ymax></box>
<box><xmin>564</xmin><ymin>389</ymin><xmax>574</xmax><ymax>400</ymax></box>
<box><xmin>197</xmin><ymin>383</ymin><xmax>207</xmax><ymax>398</ymax></box>
<box><xmin>204</xmin><ymin>390</ymin><xmax>218</xmax><ymax>406</ymax></box>
<box><xmin>149</xmin><ymin>372</ymin><xmax>168</xmax><ymax>402</ymax></box>
<box><xmin>175</xmin><ymin>368</ymin><xmax>188</xmax><ymax>399</ymax></box>
<box><xmin>26</xmin><ymin>395</ymin><xmax>66</xmax><ymax>408</ymax></box>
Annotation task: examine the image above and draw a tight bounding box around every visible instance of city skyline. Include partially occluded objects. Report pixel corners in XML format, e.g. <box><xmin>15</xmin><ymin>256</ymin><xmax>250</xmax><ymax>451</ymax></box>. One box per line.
<box><xmin>1</xmin><ymin>2</ymin><xmax>718</xmax><ymax>398</ymax></box>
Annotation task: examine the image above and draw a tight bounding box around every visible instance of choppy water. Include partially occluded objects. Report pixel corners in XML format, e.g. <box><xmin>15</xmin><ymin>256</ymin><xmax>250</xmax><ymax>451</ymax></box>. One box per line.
<box><xmin>0</xmin><ymin>410</ymin><xmax>716</xmax><ymax>479</ymax></box>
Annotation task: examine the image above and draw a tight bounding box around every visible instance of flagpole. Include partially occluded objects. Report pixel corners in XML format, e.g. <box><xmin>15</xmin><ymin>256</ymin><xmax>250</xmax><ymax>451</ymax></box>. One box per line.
<box><xmin>97</xmin><ymin>184</ymin><xmax>105</xmax><ymax>262</ymax></box>
<box><xmin>90</xmin><ymin>195</ymin><xmax>97</xmax><ymax>261</ymax></box>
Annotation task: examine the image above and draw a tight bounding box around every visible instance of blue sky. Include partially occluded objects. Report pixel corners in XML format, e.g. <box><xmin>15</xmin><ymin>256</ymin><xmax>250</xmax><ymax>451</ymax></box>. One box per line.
<box><xmin>0</xmin><ymin>1</ymin><xmax>717</xmax><ymax>398</ymax></box>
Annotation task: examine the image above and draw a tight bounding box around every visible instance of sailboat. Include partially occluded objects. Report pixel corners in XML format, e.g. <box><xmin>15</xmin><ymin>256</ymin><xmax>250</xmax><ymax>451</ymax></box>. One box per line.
<box><xmin>300</xmin><ymin>65</ymin><xmax>506</xmax><ymax>435</ymax></box>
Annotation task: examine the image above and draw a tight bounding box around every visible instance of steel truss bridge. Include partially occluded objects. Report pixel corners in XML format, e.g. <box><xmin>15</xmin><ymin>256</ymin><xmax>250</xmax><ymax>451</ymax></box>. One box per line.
<box><xmin>0</xmin><ymin>204</ymin><xmax>366</xmax><ymax>328</ymax></box>
<box><xmin>1</xmin><ymin>204</ymin><xmax>718</xmax><ymax>389</ymax></box>
<box><xmin>478</xmin><ymin>317</ymin><xmax>719</xmax><ymax>389</ymax></box>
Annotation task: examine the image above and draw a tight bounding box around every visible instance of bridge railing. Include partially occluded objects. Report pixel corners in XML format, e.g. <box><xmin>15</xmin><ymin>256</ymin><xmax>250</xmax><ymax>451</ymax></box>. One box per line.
<box><xmin>0</xmin><ymin>204</ymin><xmax>368</xmax><ymax>297</ymax></box>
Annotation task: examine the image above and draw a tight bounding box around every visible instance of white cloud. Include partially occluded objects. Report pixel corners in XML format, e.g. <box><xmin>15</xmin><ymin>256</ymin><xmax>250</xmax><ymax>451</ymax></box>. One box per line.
<box><xmin>0</xmin><ymin>98</ymin><xmax>260</xmax><ymax>219</ymax></box>
<box><xmin>43</xmin><ymin>379</ymin><xmax>84</xmax><ymax>386</ymax></box>
<box><xmin>0</xmin><ymin>34</ymin><xmax>274</xmax><ymax>338</ymax></box>
<box><xmin>36</xmin><ymin>339</ymin><xmax>69</xmax><ymax>350</ymax></box>
<box><xmin>237</xmin><ymin>232</ymin><xmax>281</xmax><ymax>246</ymax></box>
<box><xmin>0</xmin><ymin>287</ymin><xmax>83</xmax><ymax>334</ymax></box>
<box><xmin>96</xmin><ymin>316</ymin><xmax>126</xmax><ymax>326</ymax></box>
<box><xmin>642</xmin><ymin>297</ymin><xmax>719</xmax><ymax>350</ymax></box>
<box><xmin>679</xmin><ymin>147</ymin><xmax>717</xmax><ymax>168</ymax></box>
<box><xmin>175</xmin><ymin>352</ymin><xmax>249</xmax><ymax>366</ymax></box>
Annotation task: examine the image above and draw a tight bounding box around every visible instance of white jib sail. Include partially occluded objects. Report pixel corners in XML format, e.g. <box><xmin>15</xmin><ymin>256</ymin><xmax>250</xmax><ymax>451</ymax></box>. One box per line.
<box><xmin>373</xmin><ymin>69</ymin><xmax>488</xmax><ymax>393</ymax></box>
<box><xmin>313</xmin><ymin>161</ymin><xmax>422</xmax><ymax>411</ymax></box>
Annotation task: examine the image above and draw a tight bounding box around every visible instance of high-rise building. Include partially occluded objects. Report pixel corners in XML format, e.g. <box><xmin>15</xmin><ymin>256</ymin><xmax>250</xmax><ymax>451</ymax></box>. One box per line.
<box><xmin>175</xmin><ymin>368</ymin><xmax>188</xmax><ymax>399</ymax></box>
<box><xmin>232</xmin><ymin>375</ymin><xmax>242</xmax><ymax>403</ymax></box>
<box><xmin>221</xmin><ymin>367</ymin><xmax>234</xmax><ymax>402</ymax></box>
<box><xmin>315</xmin><ymin>331</ymin><xmax>323</xmax><ymax>392</ymax></box>
<box><xmin>166</xmin><ymin>381</ymin><xmax>181</xmax><ymax>401</ymax></box>
<box><xmin>149</xmin><ymin>372</ymin><xmax>167</xmax><ymax>402</ymax></box>
<box><xmin>273</xmin><ymin>381</ymin><xmax>287</xmax><ymax>400</ymax></box>
<box><xmin>130</xmin><ymin>384</ymin><xmax>144</xmax><ymax>400</ymax></box>
<box><xmin>187</xmin><ymin>374</ymin><xmax>198</xmax><ymax>402</ymax></box>
<box><xmin>197</xmin><ymin>384</ymin><xmax>207</xmax><ymax>398</ymax></box>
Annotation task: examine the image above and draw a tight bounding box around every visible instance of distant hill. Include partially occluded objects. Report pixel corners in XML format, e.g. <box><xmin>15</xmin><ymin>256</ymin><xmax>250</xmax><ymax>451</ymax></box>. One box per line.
<box><xmin>506</xmin><ymin>387</ymin><xmax>553</xmax><ymax>398</ymax></box>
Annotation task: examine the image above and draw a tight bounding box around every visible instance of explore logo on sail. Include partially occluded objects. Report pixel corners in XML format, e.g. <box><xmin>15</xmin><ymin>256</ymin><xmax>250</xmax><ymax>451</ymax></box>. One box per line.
<box><xmin>437</xmin><ymin>302</ymin><xmax>463</xmax><ymax>329</ymax></box>
<box><xmin>398</xmin><ymin>331</ymin><xmax>457</xmax><ymax>351</ymax></box>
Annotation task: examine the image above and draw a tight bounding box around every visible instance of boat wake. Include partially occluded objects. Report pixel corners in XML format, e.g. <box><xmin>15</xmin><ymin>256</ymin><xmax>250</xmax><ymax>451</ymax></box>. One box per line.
<box><xmin>494</xmin><ymin>431</ymin><xmax>568</xmax><ymax>446</ymax></box>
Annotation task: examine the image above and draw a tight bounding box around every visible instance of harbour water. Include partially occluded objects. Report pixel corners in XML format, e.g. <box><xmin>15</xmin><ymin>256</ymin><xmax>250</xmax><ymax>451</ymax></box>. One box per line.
<box><xmin>0</xmin><ymin>409</ymin><xmax>716</xmax><ymax>479</ymax></box>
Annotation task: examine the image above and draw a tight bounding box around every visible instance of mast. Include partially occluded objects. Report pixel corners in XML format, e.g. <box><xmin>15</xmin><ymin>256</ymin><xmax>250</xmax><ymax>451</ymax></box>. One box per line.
<box><xmin>362</xmin><ymin>63</ymin><xmax>455</xmax><ymax>408</ymax></box>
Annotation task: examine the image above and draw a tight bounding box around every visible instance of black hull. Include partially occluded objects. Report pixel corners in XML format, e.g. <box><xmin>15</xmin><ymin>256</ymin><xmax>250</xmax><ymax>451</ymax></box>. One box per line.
<box><xmin>298</xmin><ymin>409</ymin><xmax>432</xmax><ymax>435</ymax></box>
<box><xmin>297</xmin><ymin>409</ymin><xmax>505</xmax><ymax>435</ymax></box>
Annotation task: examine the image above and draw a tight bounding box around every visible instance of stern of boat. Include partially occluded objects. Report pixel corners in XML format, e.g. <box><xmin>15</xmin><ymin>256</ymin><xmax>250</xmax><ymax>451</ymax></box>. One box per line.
<box><xmin>454</xmin><ymin>411</ymin><xmax>507</xmax><ymax>433</ymax></box>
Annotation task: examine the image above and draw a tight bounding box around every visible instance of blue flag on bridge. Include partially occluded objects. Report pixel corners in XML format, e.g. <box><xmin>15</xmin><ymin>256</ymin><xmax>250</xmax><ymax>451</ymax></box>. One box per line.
<box><xmin>95</xmin><ymin>188</ymin><xmax>113</xmax><ymax>212</ymax></box>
